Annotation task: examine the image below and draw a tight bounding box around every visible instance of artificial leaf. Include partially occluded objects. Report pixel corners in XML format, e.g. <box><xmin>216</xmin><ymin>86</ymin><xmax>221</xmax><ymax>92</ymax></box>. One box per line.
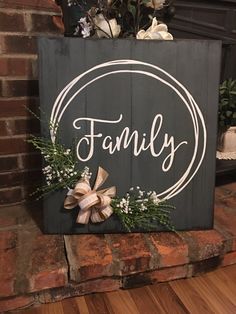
<box><xmin>128</xmin><ymin>3</ymin><xmax>136</xmax><ymax>19</ymax></box>
<box><xmin>226</xmin><ymin>110</ymin><xmax>232</xmax><ymax>117</ymax></box>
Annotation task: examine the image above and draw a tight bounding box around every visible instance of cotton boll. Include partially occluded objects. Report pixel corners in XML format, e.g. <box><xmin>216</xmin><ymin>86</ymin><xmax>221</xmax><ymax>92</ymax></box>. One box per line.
<box><xmin>136</xmin><ymin>18</ymin><xmax>173</xmax><ymax>41</ymax></box>
<box><xmin>93</xmin><ymin>14</ymin><xmax>121</xmax><ymax>38</ymax></box>
<box><xmin>146</xmin><ymin>0</ymin><xmax>166</xmax><ymax>10</ymax></box>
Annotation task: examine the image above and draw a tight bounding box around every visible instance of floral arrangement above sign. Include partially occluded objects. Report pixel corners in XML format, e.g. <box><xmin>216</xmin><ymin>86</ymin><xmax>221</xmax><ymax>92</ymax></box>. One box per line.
<box><xmin>55</xmin><ymin>0</ymin><xmax>174</xmax><ymax>39</ymax></box>
<box><xmin>29</xmin><ymin>130</ymin><xmax>175</xmax><ymax>231</ymax></box>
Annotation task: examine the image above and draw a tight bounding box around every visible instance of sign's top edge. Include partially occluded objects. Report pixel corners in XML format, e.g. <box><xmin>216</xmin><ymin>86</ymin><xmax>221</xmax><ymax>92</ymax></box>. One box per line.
<box><xmin>37</xmin><ymin>37</ymin><xmax>223</xmax><ymax>44</ymax></box>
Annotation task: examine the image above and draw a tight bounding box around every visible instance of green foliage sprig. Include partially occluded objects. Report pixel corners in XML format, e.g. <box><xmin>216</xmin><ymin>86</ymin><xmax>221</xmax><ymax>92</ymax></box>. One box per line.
<box><xmin>28</xmin><ymin>136</ymin><xmax>81</xmax><ymax>198</ymax></box>
<box><xmin>218</xmin><ymin>78</ymin><xmax>236</xmax><ymax>129</ymax></box>
<box><xmin>112</xmin><ymin>187</ymin><xmax>175</xmax><ymax>231</ymax></box>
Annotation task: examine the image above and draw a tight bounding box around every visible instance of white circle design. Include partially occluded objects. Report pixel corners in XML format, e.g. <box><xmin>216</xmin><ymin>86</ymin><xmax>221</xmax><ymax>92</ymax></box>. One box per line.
<box><xmin>50</xmin><ymin>60</ymin><xmax>207</xmax><ymax>200</ymax></box>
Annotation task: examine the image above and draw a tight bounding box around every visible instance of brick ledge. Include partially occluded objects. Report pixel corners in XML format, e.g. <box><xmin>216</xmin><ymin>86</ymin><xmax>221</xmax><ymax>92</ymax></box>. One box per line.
<box><xmin>0</xmin><ymin>183</ymin><xmax>236</xmax><ymax>312</ymax></box>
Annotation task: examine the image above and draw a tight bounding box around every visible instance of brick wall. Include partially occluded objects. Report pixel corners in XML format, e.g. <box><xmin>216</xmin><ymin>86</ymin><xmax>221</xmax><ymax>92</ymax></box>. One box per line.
<box><xmin>0</xmin><ymin>0</ymin><xmax>63</xmax><ymax>206</ymax></box>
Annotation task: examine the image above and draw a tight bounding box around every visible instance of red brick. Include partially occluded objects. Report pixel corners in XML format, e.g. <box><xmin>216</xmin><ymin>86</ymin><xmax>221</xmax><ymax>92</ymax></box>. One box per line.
<box><xmin>218</xmin><ymin>196</ymin><xmax>236</xmax><ymax>209</ymax></box>
<box><xmin>0</xmin><ymin>35</ymin><xmax>37</xmax><ymax>54</ymax></box>
<box><xmin>149</xmin><ymin>232</ymin><xmax>189</xmax><ymax>267</ymax></box>
<box><xmin>107</xmin><ymin>233</ymin><xmax>152</xmax><ymax>275</ymax></box>
<box><xmin>0</xmin><ymin>120</ymin><xmax>14</xmax><ymax>136</ymax></box>
<box><xmin>0</xmin><ymin>11</ymin><xmax>26</xmax><ymax>32</ymax></box>
<box><xmin>0</xmin><ymin>215</ymin><xmax>17</xmax><ymax>228</ymax></box>
<box><xmin>0</xmin><ymin>57</ymin><xmax>37</xmax><ymax>78</ymax></box>
<box><xmin>214</xmin><ymin>186</ymin><xmax>232</xmax><ymax>201</ymax></box>
<box><xmin>233</xmin><ymin>239</ymin><xmax>236</xmax><ymax>251</ymax></box>
<box><xmin>222</xmin><ymin>251</ymin><xmax>236</xmax><ymax>267</ymax></box>
<box><xmin>181</xmin><ymin>230</ymin><xmax>224</xmax><ymax>262</ymax></box>
<box><xmin>0</xmin><ymin>231</ymin><xmax>17</xmax><ymax>297</ymax></box>
<box><xmin>0</xmin><ymin>118</ymin><xmax>40</xmax><ymax>136</ymax></box>
<box><xmin>0</xmin><ymin>169</ymin><xmax>42</xmax><ymax>188</ymax></box>
<box><xmin>14</xmin><ymin>118</ymin><xmax>40</xmax><ymax>135</ymax></box>
<box><xmin>52</xmin><ymin>15</ymin><xmax>65</xmax><ymax>33</ymax></box>
<box><xmin>214</xmin><ymin>206</ymin><xmax>236</xmax><ymax>237</ymax></box>
<box><xmin>0</xmin><ymin>203</ymin><xmax>41</xmax><ymax>227</ymax></box>
<box><xmin>150</xmin><ymin>265</ymin><xmax>188</xmax><ymax>282</ymax></box>
<box><xmin>30</xmin><ymin>13</ymin><xmax>63</xmax><ymax>33</ymax></box>
<box><xmin>0</xmin><ymin>230</ymin><xmax>17</xmax><ymax>250</ymax></box>
<box><xmin>214</xmin><ymin>205</ymin><xmax>236</xmax><ymax>253</ymax></box>
<box><xmin>0</xmin><ymin>137</ymin><xmax>36</xmax><ymax>155</ymax></box>
<box><xmin>20</xmin><ymin>153</ymin><xmax>42</xmax><ymax>169</ymax></box>
<box><xmin>30</xmin><ymin>269</ymin><xmax>67</xmax><ymax>293</ymax></box>
<box><xmin>65</xmin><ymin>234</ymin><xmax>113</xmax><ymax>282</ymax></box>
<box><xmin>0</xmin><ymin>98</ymin><xmax>39</xmax><ymax>118</ymax></box>
<box><xmin>0</xmin><ymin>58</ymin><xmax>8</xmax><ymax>76</ymax></box>
<box><xmin>122</xmin><ymin>272</ymin><xmax>152</xmax><ymax>289</ymax></box>
<box><xmin>0</xmin><ymin>80</ymin><xmax>38</xmax><ymax>97</ymax></box>
<box><xmin>0</xmin><ymin>0</ymin><xmax>61</xmax><ymax>12</ymax></box>
<box><xmin>191</xmin><ymin>256</ymin><xmax>221</xmax><ymax>276</ymax></box>
<box><xmin>39</xmin><ymin>278</ymin><xmax>121</xmax><ymax>303</ymax></box>
<box><xmin>0</xmin><ymin>187</ymin><xmax>22</xmax><ymax>205</ymax></box>
<box><xmin>0</xmin><ymin>156</ymin><xmax>18</xmax><ymax>172</ymax></box>
<box><xmin>0</xmin><ymin>250</ymin><xmax>17</xmax><ymax>297</ymax></box>
<box><xmin>22</xmin><ymin>183</ymin><xmax>42</xmax><ymax>200</ymax></box>
<box><xmin>0</xmin><ymin>295</ymin><xmax>34</xmax><ymax>313</ymax></box>
<box><xmin>76</xmin><ymin>278</ymin><xmax>121</xmax><ymax>295</ymax></box>
<box><xmin>28</xmin><ymin>234</ymin><xmax>68</xmax><ymax>292</ymax></box>
<box><xmin>219</xmin><ymin>181</ymin><xmax>236</xmax><ymax>193</ymax></box>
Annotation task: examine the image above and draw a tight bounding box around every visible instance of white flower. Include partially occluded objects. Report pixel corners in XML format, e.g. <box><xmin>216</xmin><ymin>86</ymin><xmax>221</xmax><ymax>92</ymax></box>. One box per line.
<box><xmin>79</xmin><ymin>17</ymin><xmax>92</xmax><ymax>38</ymax></box>
<box><xmin>64</xmin><ymin>149</ymin><xmax>71</xmax><ymax>156</ymax></box>
<box><xmin>138</xmin><ymin>190</ymin><xmax>144</xmax><ymax>197</ymax></box>
<box><xmin>81</xmin><ymin>167</ymin><xmax>92</xmax><ymax>180</ymax></box>
<box><xmin>140</xmin><ymin>203</ymin><xmax>147</xmax><ymax>211</ymax></box>
<box><xmin>149</xmin><ymin>191</ymin><xmax>161</xmax><ymax>205</ymax></box>
<box><xmin>146</xmin><ymin>0</ymin><xmax>166</xmax><ymax>10</ymax></box>
<box><xmin>136</xmin><ymin>18</ymin><xmax>173</xmax><ymax>40</ymax></box>
<box><xmin>93</xmin><ymin>14</ymin><xmax>121</xmax><ymax>38</ymax></box>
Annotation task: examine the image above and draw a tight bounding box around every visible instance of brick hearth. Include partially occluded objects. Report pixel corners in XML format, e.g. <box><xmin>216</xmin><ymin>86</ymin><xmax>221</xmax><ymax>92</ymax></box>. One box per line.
<box><xmin>0</xmin><ymin>179</ymin><xmax>236</xmax><ymax>313</ymax></box>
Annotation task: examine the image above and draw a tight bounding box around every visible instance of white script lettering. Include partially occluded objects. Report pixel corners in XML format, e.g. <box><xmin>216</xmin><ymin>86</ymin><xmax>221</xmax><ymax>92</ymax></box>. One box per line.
<box><xmin>73</xmin><ymin>114</ymin><xmax>187</xmax><ymax>172</ymax></box>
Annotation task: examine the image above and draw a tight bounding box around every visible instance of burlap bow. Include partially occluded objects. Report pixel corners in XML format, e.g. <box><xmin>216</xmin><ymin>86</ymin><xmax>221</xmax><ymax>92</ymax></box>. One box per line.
<box><xmin>64</xmin><ymin>167</ymin><xmax>116</xmax><ymax>224</ymax></box>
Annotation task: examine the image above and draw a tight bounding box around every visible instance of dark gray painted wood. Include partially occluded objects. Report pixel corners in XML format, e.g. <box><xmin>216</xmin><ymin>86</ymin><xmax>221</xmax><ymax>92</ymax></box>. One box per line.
<box><xmin>38</xmin><ymin>38</ymin><xmax>221</xmax><ymax>234</ymax></box>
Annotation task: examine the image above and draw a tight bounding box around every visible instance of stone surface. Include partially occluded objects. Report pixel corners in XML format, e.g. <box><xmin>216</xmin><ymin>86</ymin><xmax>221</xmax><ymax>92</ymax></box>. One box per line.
<box><xmin>64</xmin><ymin>235</ymin><xmax>113</xmax><ymax>282</ymax></box>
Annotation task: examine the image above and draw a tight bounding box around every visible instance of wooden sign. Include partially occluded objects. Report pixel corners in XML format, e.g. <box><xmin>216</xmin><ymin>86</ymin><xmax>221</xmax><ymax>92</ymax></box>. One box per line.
<box><xmin>38</xmin><ymin>38</ymin><xmax>221</xmax><ymax>234</ymax></box>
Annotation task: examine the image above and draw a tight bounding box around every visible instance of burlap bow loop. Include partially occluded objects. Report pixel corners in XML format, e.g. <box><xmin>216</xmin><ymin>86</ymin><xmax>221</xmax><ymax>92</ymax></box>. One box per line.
<box><xmin>64</xmin><ymin>167</ymin><xmax>116</xmax><ymax>224</ymax></box>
